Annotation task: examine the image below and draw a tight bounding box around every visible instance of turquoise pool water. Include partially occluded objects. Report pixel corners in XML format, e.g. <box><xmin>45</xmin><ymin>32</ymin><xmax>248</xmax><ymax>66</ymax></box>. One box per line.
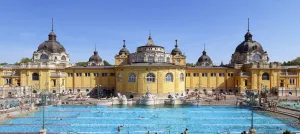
<box><xmin>279</xmin><ymin>101</ymin><xmax>300</xmax><ymax>110</ymax></box>
<box><xmin>0</xmin><ymin>105</ymin><xmax>299</xmax><ymax>134</ymax></box>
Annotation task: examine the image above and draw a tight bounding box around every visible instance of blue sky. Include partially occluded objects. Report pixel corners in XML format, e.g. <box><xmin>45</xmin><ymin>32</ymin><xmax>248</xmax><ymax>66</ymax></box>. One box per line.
<box><xmin>0</xmin><ymin>0</ymin><xmax>299</xmax><ymax>65</ymax></box>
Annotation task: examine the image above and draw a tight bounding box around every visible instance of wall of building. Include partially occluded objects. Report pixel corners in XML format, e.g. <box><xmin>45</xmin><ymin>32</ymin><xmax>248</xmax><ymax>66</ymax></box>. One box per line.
<box><xmin>2</xmin><ymin>65</ymin><xmax>300</xmax><ymax>94</ymax></box>
<box><xmin>116</xmin><ymin>67</ymin><xmax>185</xmax><ymax>94</ymax></box>
<box><xmin>65</xmin><ymin>68</ymin><xmax>115</xmax><ymax>92</ymax></box>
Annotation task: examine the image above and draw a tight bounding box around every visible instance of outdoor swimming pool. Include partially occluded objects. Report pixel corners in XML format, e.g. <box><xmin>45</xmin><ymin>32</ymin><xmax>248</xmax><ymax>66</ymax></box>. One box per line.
<box><xmin>0</xmin><ymin>105</ymin><xmax>299</xmax><ymax>134</ymax></box>
<box><xmin>279</xmin><ymin>101</ymin><xmax>300</xmax><ymax>110</ymax></box>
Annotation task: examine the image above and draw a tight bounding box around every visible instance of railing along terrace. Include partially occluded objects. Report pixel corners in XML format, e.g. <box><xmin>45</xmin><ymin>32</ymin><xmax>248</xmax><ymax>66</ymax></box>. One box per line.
<box><xmin>280</xmin><ymin>72</ymin><xmax>298</xmax><ymax>76</ymax></box>
<box><xmin>2</xmin><ymin>72</ymin><xmax>20</xmax><ymax>77</ymax></box>
<box><xmin>50</xmin><ymin>72</ymin><xmax>67</xmax><ymax>77</ymax></box>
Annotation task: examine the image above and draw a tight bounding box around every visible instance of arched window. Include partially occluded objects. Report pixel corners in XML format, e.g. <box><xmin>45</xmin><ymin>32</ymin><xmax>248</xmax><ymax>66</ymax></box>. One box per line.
<box><xmin>148</xmin><ymin>56</ymin><xmax>154</xmax><ymax>63</ymax></box>
<box><xmin>128</xmin><ymin>73</ymin><xmax>136</xmax><ymax>82</ymax></box>
<box><xmin>77</xmin><ymin>89</ymin><xmax>80</xmax><ymax>93</ymax></box>
<box><xmin>167</xmin><ymin>57</ymin><xmax>170</xmax><ymax>63</ymax></box>
<box><xmin>146</xmin><ymin>73</ymin><xmax>155</xmax><ymax>82</ymax></box>
<box><xmin>165</xmin><ymin>73</ymin><xmax>173</xmax><ymax>82</ymax></box>
<box><xmin>262</xmin><ymin>72</ymin><xmax>270</xmax><ymax>80</ymax></box>
<box><xmin>252</xmin><ymin>54</ymin><xmax>261</xmax><ymax>62</ymax></box>
<box><xmin>117</xmin><ymin>73</ymin><xmax>122</xmax><ymax>82</ymax></box>
<box><xmin>55</xmin><ymin>57</ymin><xmax>57</xmax><ymax>60</ymax></box>
<box><xmin>32</xmin><ymin>73</ymin><xmax>39</xmax><ymax>80</ymax></box>
<box><xmin>40</xmin><ymin>54</ymin><xmax>48</xmax><ymax>60</ymax></box>
<box><xmin>158</xmin><ymin>56</ymin><xmax>164</xmax><ymax>63</ymax></box>
<box><xmin>180</xmin><ymin>73</ymin><xmax>184</xmax><ymax>81</ymax></box>
<box><xmin>138</xmin><ymin>55</ymin><xmax>144</xmax><ymax>62</ymax></box>
<box><xmin>61</xmin><ymin>55</ymin><xmax>66</xmax><ymax>61</ymax></box>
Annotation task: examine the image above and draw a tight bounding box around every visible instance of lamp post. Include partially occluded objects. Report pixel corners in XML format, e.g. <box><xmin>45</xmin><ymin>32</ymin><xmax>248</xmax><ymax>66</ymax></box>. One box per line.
<box><xmin>40</xmin><ymin>92</ymin><xmax>47</xmax><ymax>133</ymax></box>
<box><xmin>248</xmin><ymin>90</ymin><xmax>256</xmax><ymax>134</ymax></box>
<box><xmin>96</xmin><ymin>85</ymin><xmax>99</xmax><ymax>100</ymax></box>
<box><xmin>42</xmin><ymin>97</ymin><xmax>45</xmax><ymax>130</ymax></box>
<box><xmin>31</xmin><ymin>86</ymin><xmax>33</xmax><ymax>104</ymax></box>
<box><xmin>100</xmin><ymin>85</ymin><xmax>102</xmax><ymax>99</ymax></box>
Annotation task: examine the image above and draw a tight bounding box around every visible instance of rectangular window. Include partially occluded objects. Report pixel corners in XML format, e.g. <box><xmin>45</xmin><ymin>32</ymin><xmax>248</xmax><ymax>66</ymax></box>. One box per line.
<box><xmin>228</xmin><ymin>73</ymin><xmax>234</xmax><ymax>77</ymax></box>
<box><xmin>53</xmin><ymin>79</ymin><xmax>56</xmax><ymax>86</ymax></box>
<box><xmin>76</xmin><ymin>73</ymin><xmax>82</xmax><ymax>77</ymax></box>
<box><xmin>85</xmin><ymin>73</ymin><xmax>90</xmax><ymax>77</ymax></box>
<box><xmin>245</xmin><ymin>80</ymin><xmax>248</xmax><ymax>86</ymax></box>
<box><xmin>94</xmin><ymin>73</ymin><xmax>99</xmax><ymax>77</ymax></box>
<box><xmin>68</xmin><ymin>73</ymin><xmax>73</xmax><ymax>77</ymax></box>
<box><xmin>193</xmin><ymin>73</ymin><xmax>199</xmax><ymax>77</ymax></box>
<box><xmin>102</xmin><ymin>73</ymin><xmax>108</xmax><ymax>77</ymax></box>
<box><xmin>289</xmin><ymin>78</ymin><xmax>295</xmax><ymax>85</ymax></box>
<box><xmin>186</xmin><ymin>73</ymin><xmax>190</xmax><ymax>77</ymax></box>
<box><xmin>211</xmin><ymin>73</ymin><xmax>216</xmax><ymax>77</ymax></box>
<box><xmin>219</xmin><ymin>73</ymin><xmax>225</xmax><ymax>77</ymax></box>
<box><xmin>110</xmin><ymin>73</ymin><xmax>115</xmax><ymax>76</ymax></box>
<box><xmin>202</xmin><ymin>73</ymin><xmax>208</xmax><ymax>77</ymax></box>
<box><xmin>5</xmin><ymin>78</ymin><xmax>12</xmax><ymax>84</ymax></box>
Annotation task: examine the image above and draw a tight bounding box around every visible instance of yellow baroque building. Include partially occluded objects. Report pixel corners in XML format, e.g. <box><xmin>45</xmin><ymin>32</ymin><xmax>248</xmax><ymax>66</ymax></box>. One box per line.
<box><xmin>1</xmin><ymin>21</ymin><xmax>300</xmax><ymax>96</ymax></box>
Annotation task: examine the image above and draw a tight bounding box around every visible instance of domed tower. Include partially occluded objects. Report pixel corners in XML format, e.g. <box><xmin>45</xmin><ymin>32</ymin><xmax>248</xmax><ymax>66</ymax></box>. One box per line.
<box><xmin>171</xmin><ymin>40</ymin><xmax>182</xmax><ymax>55</ymax></box>
<box><xmin>128</xmin><ymin>33</ymin><xmax>172</xmax><ymax>64</ymax></box>
<box><xmin>88</xmin><ymin>45</ymin><xmax>104</xmax><ymax>66</ymax></box>
<box><xmin>32</xmin><ymin>18</ymin><xmax>70</xmax><ymax>65</ymax></box>
<box><xmin>230</xmin><ymin>18</ymin><xmax>269</xmax><ymax>66</ymax></box>
<box><xmin>115</xmin><ymin>40</ymin><xmax>130</xmax><ymax>65</ymax></box>
<box><xmin>171</xmin><ymin>40</ymin><xmax>186</xmax><ymax>65</ymax></box>
<box><xmin>196</xmin><ymin>44</ymin><xmax>213</xmax><ymax>66</ymax></box>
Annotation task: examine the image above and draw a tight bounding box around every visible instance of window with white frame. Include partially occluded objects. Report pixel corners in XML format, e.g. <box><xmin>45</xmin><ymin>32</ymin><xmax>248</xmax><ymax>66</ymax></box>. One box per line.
<box><xmin>289</xmin><ymin>78</ymin><xmax>296</xmax><ymax>85</ymax></box>
<box><xmin>94</xmin><ymin>73</ymin><xmax>99</xmax><ymax>77</ymax></box>
<box><xmin>85</xmin><ymin>73</ymin><xmax>90</xmax><ymax>77</ymax></box>
<box><xmin>146</xmin><ymin>73</ymin><xmax>155</xmax><ymax>82</ymax></box>
<box><xmin>5</xmin><ymin>78</ymin><xmax>12</xmax><ymax>84</ymax></box>
<box><xmin>166</xmin><ymin>57</ymin><xmax>170</xmax><ymax>63</ymax></box>
<box><xmin>128</xmin><ymin>73</ymin><xmax>136</xmax><ymax>82</ymax></box>
<box><xmin>180</xmin><ymin>73</ymin><xmax>184</xmax><ymax>81</ymax></box>
<box><xmin>158</xmin><ymin>56</ymin><xmax>164</xmax><ymax>62</ymax></box>
<box><xmin>117</xmin><ymin>73</ymin><xmax>122</xmax><ymax>82</ymax></box>
<box><xmin>138</xmin><ymin>55</ymin><xmax>144</xmax><ymax>62</ymax></box>
<box><xmin>148</xmin><ymin>56</ymin><xmax>154</xmax><ymax>62</ymax></box>
<box><xmin>165</xmin><ymin>73</ymin><xmax>173</xmax><ymax>82</ymax></box>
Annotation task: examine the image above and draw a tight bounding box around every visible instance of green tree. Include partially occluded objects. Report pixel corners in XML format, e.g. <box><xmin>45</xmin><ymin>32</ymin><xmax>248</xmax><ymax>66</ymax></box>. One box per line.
<box><xmin>19</xmin><ymin>58</ymin><xmax>31</xmax><ymax>64</ymax></box>
<box><xmin>103</xmin><ymin>60</ymin><xmax>112</xmax><ymax>66</ymax></box>
<box><xmin>282</xmin><ymin>57</ymin><xmax>300</xmax><ymax>66</ymax></box>
<box><xmin>14</xmin><ymin>62</ymin><xmax>21</xmax><ymax>65</ymax></box>
<box><xmin>76</xmin><ymin>62</ymin><xmax>88</xmax><ymax>66</ymax></box>
<box><xmin>0</xmin><ymin>62</ymin><xmax>8</xmax><ymax>65</ymax></box>
<box><xmin>13</xmin><ymin>57</ymin><xmax>31</xmax><ymax>65</ymax></box>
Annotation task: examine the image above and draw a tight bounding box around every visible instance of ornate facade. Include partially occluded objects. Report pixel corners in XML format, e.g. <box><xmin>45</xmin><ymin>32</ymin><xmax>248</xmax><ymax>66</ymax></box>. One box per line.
<box><xmin>0</xmin><ymin>19</ymin><xmax>300</xmax><ymax>96</ymax></box>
